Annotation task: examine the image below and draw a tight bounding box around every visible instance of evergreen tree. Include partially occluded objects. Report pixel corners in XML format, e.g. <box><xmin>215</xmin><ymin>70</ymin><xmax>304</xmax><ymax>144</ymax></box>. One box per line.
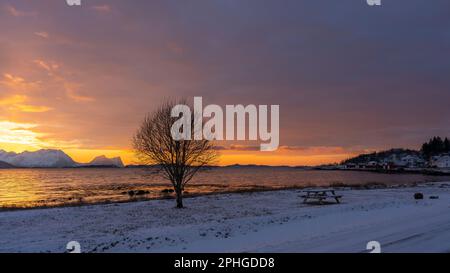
<box><xmin>421</xmin><ymin>136</ymin><xmax>450</xmax><ymax>158</ymax></box>
<box><xmin>444</xmin><ymin>138</ymin><xmax>450</xmax><ymax>152</ymax></box>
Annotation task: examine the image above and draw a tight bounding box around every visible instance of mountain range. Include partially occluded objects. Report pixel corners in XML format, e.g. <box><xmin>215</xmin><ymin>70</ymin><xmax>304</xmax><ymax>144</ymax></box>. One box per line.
<box><xmin>85</xmin><ymin>155</ymin><xmax>124</xmax><ymax>168</ymax></box>
<box><xmin>0</xmin><ymin>149</ymin><xmax>124</xmax><ymax>168</ymax></box>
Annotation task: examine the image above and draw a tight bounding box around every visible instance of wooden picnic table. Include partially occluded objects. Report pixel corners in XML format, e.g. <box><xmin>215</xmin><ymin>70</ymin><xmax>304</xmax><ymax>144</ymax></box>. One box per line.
<box><xmin>300</xmin><ymin>189</ymin><xmax>342</xmax><ymax>204</ymax></box>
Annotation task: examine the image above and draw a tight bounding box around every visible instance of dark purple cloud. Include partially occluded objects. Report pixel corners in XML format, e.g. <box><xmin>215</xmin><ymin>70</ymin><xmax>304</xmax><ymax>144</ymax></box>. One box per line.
<box><xmin>1</xmin><ymin>0</ymin><xmax>450</xmax><ymax>160</ymax></box>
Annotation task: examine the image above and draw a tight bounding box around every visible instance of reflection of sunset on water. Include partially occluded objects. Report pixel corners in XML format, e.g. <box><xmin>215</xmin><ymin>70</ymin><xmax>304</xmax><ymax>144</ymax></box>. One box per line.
<box><xmin>2</xmin><ymin>168</ymin><xmax>450</xmax><ymax>209</ymax></box>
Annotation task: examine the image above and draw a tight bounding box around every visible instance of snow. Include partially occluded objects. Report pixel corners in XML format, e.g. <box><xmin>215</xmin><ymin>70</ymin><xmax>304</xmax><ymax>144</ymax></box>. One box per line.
<box><xmin>0</xmin><ymin>149</ymin><xmax>124</xmax><ymax>168</ymax></box>
<box><xmin>0</xmin><ymin>149</ymin><xmax>76</xmax><ymax>168</ymax></box>
<box><xmin>0</xmin><ymin>183</ymin><xmax>449</xmax><ymax>253</ymax></box>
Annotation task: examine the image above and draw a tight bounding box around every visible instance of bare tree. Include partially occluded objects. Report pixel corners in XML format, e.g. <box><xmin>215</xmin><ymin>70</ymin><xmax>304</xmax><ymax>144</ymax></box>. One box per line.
<box><xmin>133</xmin><ymin>99</ymin><xmax>218</xmax><ymax>208</ymax></box>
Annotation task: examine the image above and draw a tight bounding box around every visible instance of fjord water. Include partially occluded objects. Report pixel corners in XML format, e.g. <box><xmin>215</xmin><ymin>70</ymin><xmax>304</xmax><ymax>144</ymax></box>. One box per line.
<box><xmin>1</xmin><ymin>167</ymin><xmax>449</xmax><ymax>209</ymax></box>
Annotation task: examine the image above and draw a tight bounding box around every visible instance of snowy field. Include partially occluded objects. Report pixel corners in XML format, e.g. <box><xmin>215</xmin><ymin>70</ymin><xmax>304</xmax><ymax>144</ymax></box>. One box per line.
<box><xmin>1</xmin><ymin>182</ymin><xmax>450</xmax><ymax>253</ymax></box>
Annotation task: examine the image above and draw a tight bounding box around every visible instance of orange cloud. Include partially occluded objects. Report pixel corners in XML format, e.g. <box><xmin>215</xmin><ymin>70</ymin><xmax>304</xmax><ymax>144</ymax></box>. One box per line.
<box><xmin>65</xmin><ymin>84</ymin><xmax>95</xmax><ymax>102</ymax></box>
<box><xmin>5</xmin><ymin>4</ymin><xmax>36</xmax><ymax>17</ymax></box>
<box><xmin>0</xmin><ymin>95</ymin><xmax>52</xmax><ymax>113</ymax></box>
<box><xmin>34</xmin><ymin>32</ymin><xmax>49</xmax><ymax>39</ymax></box>
<box><xmin>167</xmin><ymin>42</ymin><xmax>184</xmax><ymax>55</ymax></box>
<box><xmin>92</xmin><ymin>5</ymin><xmax>112</xmax><ymax>13</ymax></box>
<box><xmin>0</xmin><ymin>121</ymin><xmax>42</xmax><ymax>147</ymax></box>
<box><xmin>14</xmin><ymin>104</ymin><xmax>52</xmax><ymax>113</ymax></box>
<box><xmin>0</xmin><ymin>120</ymin><xmax>88</xmax><ymax>154</ymax></box>
<box><xmin>32</xmin><ymin>60</ymin><xmax>94</xmax><ymax>102</ymax></box>
<box><xmin>3</xmin><ymin>74</ymin><xmax>26</xmax><ymax>84</ymax></box>
<box><xmin>0</xmin><ymin>94</ymin><xmax>27</xmax><ymax>105</ymax></box>
<box><xmin>34</xmin><ymin>60</ymin><xmax>52</xmax><ymax>72</ymax></box>
<box><xmin>1</xmin><ymin>73</ymin><xmax>40</xmax><ymax>91</ymax></box>
<box><xmin>33</xmin><ymin>60</ymin><xmax>60</xmax><ymax>77</ymax></box>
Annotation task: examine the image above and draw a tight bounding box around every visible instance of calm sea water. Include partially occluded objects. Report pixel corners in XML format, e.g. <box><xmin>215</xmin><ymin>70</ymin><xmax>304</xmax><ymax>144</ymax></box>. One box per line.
<box><xmin>1</xmin><ymin>167</ymin><xmax>450</xmax><ymax>209</ymax></box>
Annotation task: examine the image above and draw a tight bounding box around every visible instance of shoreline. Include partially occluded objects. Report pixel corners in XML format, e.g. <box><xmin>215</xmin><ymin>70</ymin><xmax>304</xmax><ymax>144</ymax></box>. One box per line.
<box><xmin>2</xmin><ymin>165</ymin><xmax>450</xmax><ymax>175</ymax></box>
<box><xmin>0</xmin><ymin>186</ymin><xmax>299</xmax><ymax>212</ymax></box>
<box><xmin>1</xmin><ymin>181</ymin><xmax>450</xmax><ymax>253</ymax></box>
<box><xmin>0</xmin><ymin>180</ymin><xmax>430</xmax><ymax>212</ymax></box>
<box><xmin>3</xmin><ymin>168</ymin><xmax>450</xmax><ymax>212</ymax></box>
<box><xmin>314</xmin><ymin>167</ymin><xmax>450</xmax><ymax>176</ymax></box>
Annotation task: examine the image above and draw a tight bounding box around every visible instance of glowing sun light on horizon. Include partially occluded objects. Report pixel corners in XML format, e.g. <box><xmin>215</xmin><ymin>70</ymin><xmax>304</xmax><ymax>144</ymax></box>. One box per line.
<box><xmin>0</xmin><ymin>121</ymin><xmax>43</xmax><ymax>148</ymax></box>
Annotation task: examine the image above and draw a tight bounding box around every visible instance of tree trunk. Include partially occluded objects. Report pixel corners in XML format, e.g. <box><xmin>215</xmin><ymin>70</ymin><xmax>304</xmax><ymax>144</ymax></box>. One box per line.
<box><xmin>175</xmin><ymin>186</ymin><xmax>183</xmax><ymax>208</ymax></box>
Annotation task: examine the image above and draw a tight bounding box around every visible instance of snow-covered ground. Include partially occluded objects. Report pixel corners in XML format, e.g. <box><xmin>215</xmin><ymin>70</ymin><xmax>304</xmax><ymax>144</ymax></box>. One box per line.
<box><xmin>1</xmin><ymin>182</ymin><xmax>450</xmax><ymax>253</ymax></box>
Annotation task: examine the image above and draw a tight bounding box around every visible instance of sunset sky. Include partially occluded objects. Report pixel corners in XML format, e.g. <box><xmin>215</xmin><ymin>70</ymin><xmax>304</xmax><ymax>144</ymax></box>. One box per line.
<box><xmin>1</xmin><ymin>0</ymin><xmax>450</xmax><ymax>166</ymax></box>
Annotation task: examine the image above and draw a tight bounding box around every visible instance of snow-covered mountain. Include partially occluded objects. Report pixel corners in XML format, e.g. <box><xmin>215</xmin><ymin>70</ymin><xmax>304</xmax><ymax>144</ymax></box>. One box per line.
<box><xmin>87</xmin><ymin>155</ymin><xmax>124</xmax><ymax>168</ymax></box>
<box><xmin>0</xmin><ymin>149</ymin><xmax>125</xmax><ymax>168</ymax></box>
<box><xmin>0</xmin><ymin>149</ymin><xmax>77</xmax><ymax>168</ymax></box>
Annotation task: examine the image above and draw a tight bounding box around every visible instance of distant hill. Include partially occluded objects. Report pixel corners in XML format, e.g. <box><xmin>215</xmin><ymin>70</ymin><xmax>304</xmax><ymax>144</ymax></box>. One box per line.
<box><xmin>342</xmin><ymin>149</ymin><xmax>422</xmax><ymax>165</ymax></box>
<box><xmin>222</xmin><ymin>164</ymin><xmax>311</xmax><ymax>169</ymax></box>
<box><xmin>0</xmin><ymin>160</ymin><xmax>15</xmax><ymax>169</ymax></box>
<box><xmin>85</xmin><ymin>155</ymin><xmax>124</xmax><ymax>168</ymax></box>
<box><xmin>342</xmin><ymin>137</ymin><xmax>450</xmax><ymax>166</ymax></box>
<box><xmin>0</xmin><ymin>149</ymin><xmax>124</xmax><ymax>168</ymax></box>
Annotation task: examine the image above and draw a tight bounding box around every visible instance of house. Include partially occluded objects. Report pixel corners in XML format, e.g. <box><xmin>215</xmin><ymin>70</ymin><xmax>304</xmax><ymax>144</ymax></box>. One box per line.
<box><xmin>379</xmin><ymin>153</ymin><xmax>425</xmax><ymax>169</ymax></box>
<box><xmin>344</xmin><ymin>163</ymin><xmax>357</xmax><ymax>169</ymax></box>
<box><xmin>399</xmin><ymin>155</ymin><xmax>426</xmax><ymax>168</ymax></box>
<box><xmin>431</xmin><ymin>155</ymin><xmax>450</xmax><ymax>169</ymax></box>
<box><xmin>382</xmin><ymin>162</ymin><xmax>397</xmax><ymax>170</ymax></box>
<box><xmin>366</xmin><ymin>161</ymin><xmax>379</xmax><ymax>168</ymax></box>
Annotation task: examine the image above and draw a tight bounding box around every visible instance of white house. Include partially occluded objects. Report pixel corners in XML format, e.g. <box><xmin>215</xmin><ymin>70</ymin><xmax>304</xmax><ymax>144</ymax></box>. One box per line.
<box><xmin>400</xmin><ymin>155</ymin><xmax>426</xmax><ymax>168</ymax></box>
<box><xmin>366</xmin><ymin>161</ymin><xmax>379</xmax><ymax>168</ymax></box>
<box><xmin>431</xmin><ymin>155</ymin><xmax>450</xmax><ymax>169</ymax></box>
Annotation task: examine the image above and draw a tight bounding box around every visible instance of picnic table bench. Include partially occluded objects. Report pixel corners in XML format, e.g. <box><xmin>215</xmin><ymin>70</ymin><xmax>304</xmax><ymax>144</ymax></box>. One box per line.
<box><xmin>299</xmin><ymin>189</ymin><xmax>342</xmax><ymax>204</ymax></box>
